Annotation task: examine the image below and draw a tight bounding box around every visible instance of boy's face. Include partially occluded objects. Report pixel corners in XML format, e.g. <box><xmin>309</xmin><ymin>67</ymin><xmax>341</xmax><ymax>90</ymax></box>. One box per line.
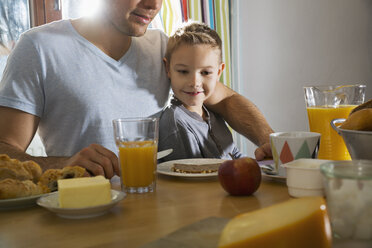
<box><xmin>166</xmin><ymin>44</ymin><xmax>225</xmax><ymax>113</ymax></box>
<box><xmin>103</xmin><ymin>0</ymin><xmax>162</xmax><ymax>37</ymax></box>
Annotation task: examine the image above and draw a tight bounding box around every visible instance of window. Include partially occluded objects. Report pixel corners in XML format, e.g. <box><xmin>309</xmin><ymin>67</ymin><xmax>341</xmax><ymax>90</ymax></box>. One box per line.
<box><xmin>0</xmin><ymin>0</ymin><xmax>31</xmax><ymax>78</ymax></box>
<box><xmin>30</xmin><ymin>0</ymin><xmax>61</xmax><ymax>27</ymax></box>
<box><xmin>0</xmin><ymin>0</ymin><xmax>96</xmax><ymax>76</ymax></box>
<box><xmin>61</xmin><ymin>0</ymin><xmax>101</xmax><ymax>19</ymax></box>
<box><xmin>0</xmin><ymin>0</ymin><xmax>54</xmax><ymax>156</ymax></box>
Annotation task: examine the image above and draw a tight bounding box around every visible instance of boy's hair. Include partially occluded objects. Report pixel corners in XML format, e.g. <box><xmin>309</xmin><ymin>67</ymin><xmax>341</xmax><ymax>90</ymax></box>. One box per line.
<box><xmin>164</xmin><ymin>22</ymin><xmax>223</xmax><ymax>63</ymax></box>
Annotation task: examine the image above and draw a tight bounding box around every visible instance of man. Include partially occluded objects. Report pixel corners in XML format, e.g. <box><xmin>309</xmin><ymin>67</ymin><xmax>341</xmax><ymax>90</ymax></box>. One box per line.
<box><xmin>0</xmin><ymin>0</ymin><xmax>272</xmax><ymax>179</ymax></box>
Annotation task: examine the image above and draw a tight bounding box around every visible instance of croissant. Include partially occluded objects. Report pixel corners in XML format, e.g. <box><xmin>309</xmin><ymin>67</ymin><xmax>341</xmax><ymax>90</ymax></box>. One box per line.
<box><xmin>38</xmin><ymin>166</ymin><xmax>87</xmax><ymax>192</ymax></box>
<box><xmin>340</xmin><ymin>108</ymin><xmax>372</xmax><ymax>131</ymax></box>
<box><xmin>0</xmin><ymin>154</ymin><xmax>42</xmax><ymax>183</ymax></box>
<box><xmin>349</xmin><ymin>99</ymin><xmax>372</xmax><ymax>115</ymax></box>
<box><xmin>0</xmin><ymin>153</ymin><xmax>87</xmax><ymax>199</ymax></box>
<box><xmin>0</xmin><ymin>179</ymin><xmax>49</xmax><ymax>199</ymax></box>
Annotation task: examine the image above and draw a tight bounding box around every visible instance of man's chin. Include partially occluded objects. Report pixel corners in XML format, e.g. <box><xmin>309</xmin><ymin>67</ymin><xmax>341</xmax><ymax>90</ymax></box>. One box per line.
<box><xmin>131</xmin><ymin>30</ymin><xmax>147</xmax><ymax>37</ymax></box>
<box><xmin>125</xmin><ymin>24</ymin><xmax>149</xmax><ymax>37</ymax></box>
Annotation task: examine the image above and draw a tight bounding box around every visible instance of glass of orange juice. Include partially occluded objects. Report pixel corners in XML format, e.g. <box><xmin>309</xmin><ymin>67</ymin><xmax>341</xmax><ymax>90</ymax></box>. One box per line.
<box><xmin>113</xmin><ymin>118</ymin><xmax>159</xmax><ymax>194</ymax></box>
<box><xmin>304</xmin><ymin>85</ymin><xmax>365</xmax><ymax>160</ymax></box>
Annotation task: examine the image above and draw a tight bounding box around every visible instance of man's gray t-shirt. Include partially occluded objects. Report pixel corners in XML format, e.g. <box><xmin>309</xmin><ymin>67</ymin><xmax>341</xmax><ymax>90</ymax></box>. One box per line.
<box><xmin>0</xmin><ymin>20</ymin><xmax>170</xmax><ymax>156</ymax></box>
<box><xmin>158</xmin><ymin>99</ymin><xmax>243</xmax><ymax>161</ymax></box>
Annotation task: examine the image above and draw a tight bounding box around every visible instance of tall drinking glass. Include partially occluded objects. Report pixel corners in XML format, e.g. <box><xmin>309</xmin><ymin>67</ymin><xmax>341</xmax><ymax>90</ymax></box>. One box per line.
<box><xmin>304</xmin><ymin>85</ymin><xmax>365</xmax><ymax>160</ymax></box>
<box><xmin>113</xmin><ymin>118</ymin><xmax>159</xmax><ymax>194</ymax></box>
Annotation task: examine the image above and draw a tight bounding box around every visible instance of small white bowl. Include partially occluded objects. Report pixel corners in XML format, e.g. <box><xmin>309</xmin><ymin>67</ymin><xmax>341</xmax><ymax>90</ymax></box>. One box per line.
<box><xmin>281</xmin><ymin>159</ymin><xmax>331</xmax><ymax>197</ymax></box>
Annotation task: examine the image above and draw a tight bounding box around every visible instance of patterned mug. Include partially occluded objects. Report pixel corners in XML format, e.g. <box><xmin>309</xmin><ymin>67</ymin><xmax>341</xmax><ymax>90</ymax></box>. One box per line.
<box><xmin>270</xmin><ymin>131</ymin><xmax>321</xmax><ymax>176</ymax></box>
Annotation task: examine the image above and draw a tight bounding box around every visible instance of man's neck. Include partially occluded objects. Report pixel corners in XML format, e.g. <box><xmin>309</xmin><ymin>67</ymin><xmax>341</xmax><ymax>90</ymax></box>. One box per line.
<box><xmin>70</xmin><ymin>17</ymin><xmax>131</xmax><ymax>61</ymax></box>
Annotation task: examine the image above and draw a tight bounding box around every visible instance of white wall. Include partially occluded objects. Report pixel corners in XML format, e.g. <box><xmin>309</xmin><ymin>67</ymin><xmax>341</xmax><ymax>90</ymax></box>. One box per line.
<box><xmin>232</xmin><ymin>0</ymin><xmax>372</xmax><ymax>156</ymax></box>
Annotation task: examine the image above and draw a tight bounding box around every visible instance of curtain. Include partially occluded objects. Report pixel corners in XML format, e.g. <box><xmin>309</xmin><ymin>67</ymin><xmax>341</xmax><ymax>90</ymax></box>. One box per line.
<box><xmin>152</xmin><ymin>0</ymin><xmax>231</xmax><ymax>88</ymax></box>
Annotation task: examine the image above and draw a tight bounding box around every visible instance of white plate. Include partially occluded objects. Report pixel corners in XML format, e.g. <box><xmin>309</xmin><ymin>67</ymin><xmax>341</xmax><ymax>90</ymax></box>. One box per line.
<box><xmin>0</xmin><ymin>193</ymin><xmax>49</xmax><ymax>210</ymax></box>
<box><xmin>157</xmin><ymin>158</ymin><xmax>226</xmax><ymax>178</ymax></box>
<box><xmin>36</xmin><ymin>189</ymin><xmax>125</xmax><ymax>219</ymax></box>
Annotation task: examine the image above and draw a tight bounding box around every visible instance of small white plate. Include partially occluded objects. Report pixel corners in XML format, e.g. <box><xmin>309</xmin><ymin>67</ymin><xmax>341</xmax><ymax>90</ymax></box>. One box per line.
<box><xmin>261</xmin><ymin>172</ymin><xmax>286</xmax><ymax>182</ymax></box>
<box><xmin>157</xmin><ymin>158</ymin><xmax>226</xmax><ymax>178</ymax></box>
<box><xmin>36</xmin><ymin>189</ymin><xmax>125</xmax><ymax>219</ymax></box>
<box><xmin>257</xmin><ymin>160</ymin><xmax>286</xmax><ymax>182</ymax></box>
<box><xmin>0</xmin><ymin>193</ymin><xmax>49</xmax><ymax>210</ymax></box>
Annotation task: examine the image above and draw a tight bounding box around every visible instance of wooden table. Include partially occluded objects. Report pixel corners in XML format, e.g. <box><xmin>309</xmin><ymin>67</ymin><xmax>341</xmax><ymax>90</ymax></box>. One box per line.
<box><xmin>0</xmin><ymin>175</ymin><xmax>290</xmax><ymax>248</ymax></box>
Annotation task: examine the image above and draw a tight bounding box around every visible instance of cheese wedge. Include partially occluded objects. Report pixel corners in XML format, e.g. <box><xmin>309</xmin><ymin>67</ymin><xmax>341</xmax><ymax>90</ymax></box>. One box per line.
<box><xmin>58</xmin><ymin>176</ymin><xmax>111</xmax><ymax>208</ymax></box>
<box><xmin>218</xmin><ymin>197</ymin><xmax>332</xmax><ymax>248</ymax></box>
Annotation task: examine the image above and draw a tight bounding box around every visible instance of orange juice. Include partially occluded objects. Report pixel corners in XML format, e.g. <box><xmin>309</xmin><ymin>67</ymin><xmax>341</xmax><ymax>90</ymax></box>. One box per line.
<box><xmin>307</xmin><ymin>105</ymin><xmax>356</xmax><ymax>160</ymax></box>
<box><xmin>119</xmin><ymin>140</ymin><xmax>157</xmax><ymax>188</ymax></box>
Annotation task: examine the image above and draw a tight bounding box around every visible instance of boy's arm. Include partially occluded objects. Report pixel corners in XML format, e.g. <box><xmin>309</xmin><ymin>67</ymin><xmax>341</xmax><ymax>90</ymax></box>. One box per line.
<box><xmin>204</xmin><ymin>82</ymin><xmax>274</xmax><ymax>159</ymax></box>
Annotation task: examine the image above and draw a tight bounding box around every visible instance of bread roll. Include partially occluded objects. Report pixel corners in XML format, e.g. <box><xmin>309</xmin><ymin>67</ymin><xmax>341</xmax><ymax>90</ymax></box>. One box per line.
<box><xmin>0</xmin><ymin>154</ymin><xmax>42</xmax><ymax>183</ymax></box>
<box><xmin>0</xmin><ymin>179</ymin><xmax>49</xmax><ymax>199</ymax></box>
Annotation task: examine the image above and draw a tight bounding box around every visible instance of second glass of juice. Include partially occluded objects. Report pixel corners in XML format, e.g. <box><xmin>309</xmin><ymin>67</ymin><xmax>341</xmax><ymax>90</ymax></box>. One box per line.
<box><xmin>113</xmin><ymin>117</ymin><xmax>159</xmax><ymax>194</ymax></box>
<box><xmin>304</xmin><ymin>85</ymin><xmax>365</xmax><ymax>160</ymax></box>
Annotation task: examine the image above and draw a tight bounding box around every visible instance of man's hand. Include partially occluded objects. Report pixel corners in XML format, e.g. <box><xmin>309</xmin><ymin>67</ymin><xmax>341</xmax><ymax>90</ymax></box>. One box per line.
<box><xmin>254</xmin><ymin>143</ymin><xmax>272</xmax><ymax>161</ymax></box>
<box><xmin>0</xmin><ymin>106</ymin><xmax>119</xmax><ymax>178</ymax></box>
<box><xmin>65</xmin><ymin>144</ymin><xmax>120</xmax><ymax>179</ymax></box>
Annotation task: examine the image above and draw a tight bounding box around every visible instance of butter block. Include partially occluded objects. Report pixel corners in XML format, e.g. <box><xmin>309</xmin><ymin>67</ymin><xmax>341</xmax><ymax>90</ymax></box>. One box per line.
<box><xmin>58</xmin><ymin>176</ymin><xmax>111</xmax><ymax>208</ymax></box>
<box><xmin>218</xmin><ymin>197</ymin><xmax>332</xmax><ymax>248</ymax></box>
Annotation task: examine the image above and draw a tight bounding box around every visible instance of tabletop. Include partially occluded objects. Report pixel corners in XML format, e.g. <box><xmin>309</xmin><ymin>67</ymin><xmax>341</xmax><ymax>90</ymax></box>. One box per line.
<box><xmin>0</xmin><ymin>175</ymin><xmax>290</xmax><ymax>248</ymax></box>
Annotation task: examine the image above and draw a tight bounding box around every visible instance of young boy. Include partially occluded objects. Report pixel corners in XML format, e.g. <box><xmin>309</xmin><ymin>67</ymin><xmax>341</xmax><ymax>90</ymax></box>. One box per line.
<box><xmin>158</xmin><ymin>22</ymin><xmax>243</xmax><ymax>161</ymax></box>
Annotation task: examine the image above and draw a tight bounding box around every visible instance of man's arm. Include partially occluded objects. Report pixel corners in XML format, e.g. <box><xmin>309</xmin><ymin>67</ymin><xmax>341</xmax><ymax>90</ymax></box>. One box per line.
<box><xmin>205</xmin><ymin>82</ymin><xmax>274</xmax><ymax>159</ymax></box>
<box><xmin>0</xmin><ymin>107</ymin><xmax>119</xmax><ymax>178</ymax></box>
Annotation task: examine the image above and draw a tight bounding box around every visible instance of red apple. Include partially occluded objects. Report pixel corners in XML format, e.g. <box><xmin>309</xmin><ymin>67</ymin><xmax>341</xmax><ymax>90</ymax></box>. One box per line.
<box><xmin>218</xmin><ymin>157</ymin><xmax>262</xmax><ymax>196</ymax></box>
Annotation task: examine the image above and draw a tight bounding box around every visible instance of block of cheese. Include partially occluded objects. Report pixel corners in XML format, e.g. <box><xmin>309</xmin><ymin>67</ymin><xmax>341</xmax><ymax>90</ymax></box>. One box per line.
<box><xmin>58</xmin><ymin>176</ymin><xmax>111</xmax><ymax>208</ymax></box>
<box><xmin>218</xmin><ymin>197</ymin><xmax>332</xmax><ymax>248</ymax></box>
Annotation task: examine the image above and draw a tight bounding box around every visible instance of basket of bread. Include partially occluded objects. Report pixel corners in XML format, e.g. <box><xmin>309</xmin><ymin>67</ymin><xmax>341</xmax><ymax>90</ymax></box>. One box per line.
<box><xmin>0</xmin><ymin>154</ymin><xmax>86</xmax><ymax>200</ymax></box>
<box><xmin>331</xmin><ymin>99</ymin><xmax>372</xmax><ymax>160</ymax></box>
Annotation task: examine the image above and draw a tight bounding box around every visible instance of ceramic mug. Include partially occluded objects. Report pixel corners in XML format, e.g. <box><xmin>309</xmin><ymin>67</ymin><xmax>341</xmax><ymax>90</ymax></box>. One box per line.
<box><xmin>270</xmin><ymin>131</ymin><xmax>321</xmax><ymax>176</ymax></box>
